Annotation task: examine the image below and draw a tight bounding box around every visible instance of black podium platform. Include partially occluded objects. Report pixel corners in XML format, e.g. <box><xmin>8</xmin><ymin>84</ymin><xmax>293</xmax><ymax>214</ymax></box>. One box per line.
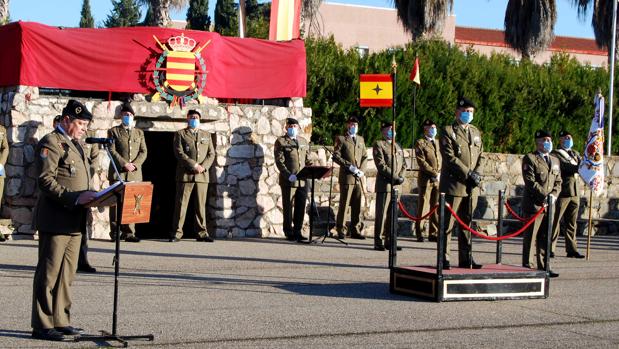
<box><xmin>391</xmin><ymin>264</ymin><xmax>548</xmax><ymax>302</ymax></box>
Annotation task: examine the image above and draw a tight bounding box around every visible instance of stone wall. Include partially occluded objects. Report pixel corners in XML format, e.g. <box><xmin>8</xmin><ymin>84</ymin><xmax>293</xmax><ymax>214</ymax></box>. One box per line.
<box><xmin>0</xmin><ymin>85</ymin><xmax>617</xmax><ymax>240</ymax></box>
<box><xmin>310</xmin><ymin>149</ymin><xmax>619</xmax><ymax>236</ymax></box>
<box><xmin>0</xmin><ymin>86</ymin><xmax>312</xmax><ymax>240</ymax></box>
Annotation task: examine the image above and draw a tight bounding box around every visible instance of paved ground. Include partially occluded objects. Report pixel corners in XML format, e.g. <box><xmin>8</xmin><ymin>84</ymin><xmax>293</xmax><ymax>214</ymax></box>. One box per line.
<box><xmin>1</xmin><ymin>233</ymin><xmax>618</xmax><ymax>348</ymax></box>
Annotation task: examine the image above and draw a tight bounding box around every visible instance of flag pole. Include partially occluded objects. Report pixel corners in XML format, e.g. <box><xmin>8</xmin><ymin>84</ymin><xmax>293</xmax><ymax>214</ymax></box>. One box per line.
<box><xmin>607</xmin><ymin>0</ymin><xmax>618</xmax><ymax>156</ymax></box>
<box><xmin>586</xmin><ymin>189</ymin><xmax>593</xmax><ymax>260</ymax></box>
<box><xmin>412</xmin><ymin>54</ymin><xmax>417</xmax><ymax>140</ymax></box>
<box><xmin>389</xmin><ymin>55</ymin><xmax>398</xmax><ymax>269</ymax></box>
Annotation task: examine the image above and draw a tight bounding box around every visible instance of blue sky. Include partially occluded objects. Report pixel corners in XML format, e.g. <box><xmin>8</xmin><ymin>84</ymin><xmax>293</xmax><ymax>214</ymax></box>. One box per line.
<box><xmin>9</xmin><ymin>0</ymin><xmax>595</xmax><ymax>39</ymax></box>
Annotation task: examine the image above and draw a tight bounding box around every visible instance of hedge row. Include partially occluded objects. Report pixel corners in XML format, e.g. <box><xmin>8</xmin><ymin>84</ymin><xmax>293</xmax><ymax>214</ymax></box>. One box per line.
<box><xmin>305</xmin><ymin>36</ymin><xmax>617</xmax><ymax>154</ymax></box>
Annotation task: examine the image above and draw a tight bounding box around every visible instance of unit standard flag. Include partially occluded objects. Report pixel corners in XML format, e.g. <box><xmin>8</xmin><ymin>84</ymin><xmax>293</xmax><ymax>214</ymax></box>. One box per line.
<box><xmin>579</xmin><ymin>93</ymin><xmax>606</xmax><ymax>195</ymax></box>
<box><xmin>360</xmin><ymin>74</ymin><xmax>393</xmax><ymax>107</ymax></box>
<box><xmin>269</xmin><ymin>0</ymin><xmax>301</xmax><ymax>41</ymax></box>
<box><xmin>410</xmin><ymin>57</ymin><xmax>420</xmax><ymax>85</ymax></box>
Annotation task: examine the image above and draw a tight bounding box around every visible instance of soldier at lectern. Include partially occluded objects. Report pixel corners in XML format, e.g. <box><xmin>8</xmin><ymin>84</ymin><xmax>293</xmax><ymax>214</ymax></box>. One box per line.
<box><xmin>169</xmin><ymin>110</ymin><xmax>215</xmax><ymax>242</ymax></box>
<box><xmin>274</xmin><ymin>118</ymin><xmax>311</xmax><ymax>242</ymax></box>
<box><xmin>107</xmin><ymin>103</ymin><xmax>147</xmax><ymax>243</ymax></box>
<box><xmin>31</xmin><ymin>100</ymin><xmax>97</xmax><ymax>341</ymax></box>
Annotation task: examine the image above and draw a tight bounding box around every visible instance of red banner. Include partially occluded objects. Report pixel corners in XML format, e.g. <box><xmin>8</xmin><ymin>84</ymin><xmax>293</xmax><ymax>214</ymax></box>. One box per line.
<box><xmin>0</xmin><ymin>22</ymin><xmax>306</xmax><ymax>99</ymax></box>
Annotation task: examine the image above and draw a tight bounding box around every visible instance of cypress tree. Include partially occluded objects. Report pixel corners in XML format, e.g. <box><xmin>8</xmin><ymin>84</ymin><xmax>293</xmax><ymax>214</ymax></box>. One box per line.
<box><xmin>186</xmin><ymin>0</ymin><xmax>211</xmax><ymax>31</ymax></box>
<box><xmin>104</xmin><ymin>0</ymin><xmax>142</xmax><ymax>28</ymax></box>
<box><xmin>79</xmin><ymin>0</ymin><xmax>95</xmax><ymax>28</ymax></box>
<box><xmin>214</xmin><ymin>0</ymin><xmax>238</xmax><ymax>36</ymax></box>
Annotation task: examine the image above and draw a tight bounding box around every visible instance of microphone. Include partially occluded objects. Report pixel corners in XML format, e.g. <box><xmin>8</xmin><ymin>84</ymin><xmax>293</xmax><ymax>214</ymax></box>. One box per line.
<box><xmin>85</xmin><ymin>137</ymin><xmax>114</xmax><ymax>145</ymax></box>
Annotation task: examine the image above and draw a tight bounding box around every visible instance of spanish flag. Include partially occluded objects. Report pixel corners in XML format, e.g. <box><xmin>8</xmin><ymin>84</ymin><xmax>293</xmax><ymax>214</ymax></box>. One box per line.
<box><xmin>269</xmin><ymin>0</ymin><xmax>301</xmax><ymax>41</ymax></box>
<box><xmin>360</xmin><ymin>74</ymin><xmax>393</xmax><ymax>107</ymax></box>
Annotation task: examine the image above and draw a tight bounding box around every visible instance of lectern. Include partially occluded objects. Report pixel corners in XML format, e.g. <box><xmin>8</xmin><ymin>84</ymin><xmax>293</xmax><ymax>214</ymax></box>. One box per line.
<box><xmin>76</xmin><ymin>181</ymin><xmax>154</xmax><ymax>347</ymax></box>
<box><xmin>296</xmin><ymin>166</ymin><xmax>334</xmax><ymax>244</ymax></box>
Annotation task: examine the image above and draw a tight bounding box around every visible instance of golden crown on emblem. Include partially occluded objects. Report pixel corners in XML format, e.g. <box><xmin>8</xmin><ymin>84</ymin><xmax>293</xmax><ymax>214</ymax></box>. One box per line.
<box><xmin>167</xmin><ymin>33</ymin><xmax>197</xmax><ymax>52</ymax></box>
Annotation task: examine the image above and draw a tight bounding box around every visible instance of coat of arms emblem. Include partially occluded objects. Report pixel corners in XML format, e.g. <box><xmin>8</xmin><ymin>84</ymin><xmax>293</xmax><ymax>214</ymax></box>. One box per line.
<box><xmin>152</xmin><ymin>33</ymin><xmax>210</xmax><ymax>107</ymax></box>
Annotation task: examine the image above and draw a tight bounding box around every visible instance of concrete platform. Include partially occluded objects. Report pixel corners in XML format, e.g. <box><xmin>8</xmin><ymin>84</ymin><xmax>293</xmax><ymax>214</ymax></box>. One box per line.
<box><xmin>0</xmin><ymin>234</ymin><xmax>618</xmax><ymax>348</ymax></box>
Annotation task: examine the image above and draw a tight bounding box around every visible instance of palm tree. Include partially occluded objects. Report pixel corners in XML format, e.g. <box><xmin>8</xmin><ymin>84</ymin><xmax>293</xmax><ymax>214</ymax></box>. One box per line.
<box><xmin>0</xmin><ymin>0</ymin><xmax>9</xmax><ymax>25</ymax></box>
<box><xmin>392</xmin><ymin>0</ymin><xmax>453</xmax><ymax>40</ymax></box>
<box><xmin>571</xmin><ymin>0</ymin><xmax>618</xmax><ymax>61</ymax></box>
<box><xmin>140</xmin><ymin>0</ymin><xmax>188</xmax><ymax>27</ymax></box>
<box><xmin>302</xmin><ymin>0</ymin><xmax>323</xmax><ymax>37</ymax></box>
<box><xmin>504</xmin><ymin>0</ymin><xmax>557</xmax><ymax>60</ymax></box>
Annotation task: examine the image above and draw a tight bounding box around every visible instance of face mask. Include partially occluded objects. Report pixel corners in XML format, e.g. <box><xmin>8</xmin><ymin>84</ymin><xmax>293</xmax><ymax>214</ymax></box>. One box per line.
<box><xmin>121</xmin><ymin>115</ymin><xmax>133</xmax><ymax>127</ymax></box>
<box><xmin>386</xmin><ymin>129</ymin><xmax>395</xmax><ymax>140</ymax></box>
<box><xmin>562</xmin><ymin>139</ymin><xmax>573</xmax><ymax>150</ymax></box>
<box><xmin>428</xmin><ymin>127</ymin><xmax>437</xmax><ymax>138</ymax></box>
<box><xmin>188</xmin><ymin>118</ymin><xmax>199</xmax><ymax>129</ymax></box>
<box><xmin>287</xmin><ymin>127</ymin><xmax>298</xmax><ymax>138</ymax></box>
<box><xmin>349</xmin><ymin>126</ymin><xmax>357</xmax><ymax>136</ymax></box>
<box><xmin>543</xmin><ymin>140</ymin><xmax>553</xmax><ymax>153</ymax></box>
<box><xmin>459</xmin><ymin>111</ymin><xmax>473</xmax><ymax>124</ymax></box>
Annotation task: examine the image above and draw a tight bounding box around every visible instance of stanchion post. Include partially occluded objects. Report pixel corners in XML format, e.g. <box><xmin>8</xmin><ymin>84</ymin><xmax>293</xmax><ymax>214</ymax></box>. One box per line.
<box><xmin>437</xmin><ymin>193</ymin><xmax>446</xmax><ymax>277</ymax></box>
<box><xmin>496</xmin><ymin>190</ymin><xmax>505</xmax><ymax>264</ymax></box>
<box><xmin>545</xmin><ymin>195</ymin><xmax>554</xmax><ymax>274</ymax></box>
<box><xmin>389</xmin><ymin>188</ymin><xmax>398</xmax><ymax>269</ymax></box>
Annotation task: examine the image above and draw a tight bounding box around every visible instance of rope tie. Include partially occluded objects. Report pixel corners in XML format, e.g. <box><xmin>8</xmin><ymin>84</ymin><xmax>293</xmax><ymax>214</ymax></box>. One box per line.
<box><xmin>445</xmin><ymin>203</ymin><xmax>546</xmax><ymax>241</ymax></box>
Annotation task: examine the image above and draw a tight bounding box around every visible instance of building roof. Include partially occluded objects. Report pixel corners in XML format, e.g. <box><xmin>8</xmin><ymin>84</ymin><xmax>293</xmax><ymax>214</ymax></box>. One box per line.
<box><xmin>455</xmin><ymin>27</ymin><xmax>606</xmax><ymax>56</ymax></box>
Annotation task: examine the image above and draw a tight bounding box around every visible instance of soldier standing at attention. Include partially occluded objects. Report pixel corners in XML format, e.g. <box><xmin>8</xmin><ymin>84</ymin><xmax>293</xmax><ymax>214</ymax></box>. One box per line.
<box><xmin>333</xmin><ymin>116</ymin><xmax>368</xmax><ymax>240</ymax></box>
<box><xmin>274</xmin><ymin>118</ymin><xmax>311</xmax><ymax>242</ymax></box>
<box><xmin>31</xmin><ymin>100</ymin><xmax>97</xmax><ymax>341</ymax></box>
<box><xmin>439</xmin><ymin>97</ymin><xmax>484</xmax><ymax>270</ymax></box>
<box><xmin>414</xmin><ymin>119</ymin><xmax>441</xmax><ymax>243</ymax></box>
<box><xmin>107</xmin><ymin>104</ymin><xmax>146</xmax><ymax>243</ymax></box>
<box><xmin>551</xmin><ymin>130</ymin><xmax>585</xmax><ymax>259</ymax></box>
<box><xmin>373</xmin><ymin>121</ymin><xmax>405</xmax><ymax>251</ymax></box>
<box><xmin>522</xmin><ymin>130</ymin><xmax>562</xmax><ymax>277</ymax></box>
<box><xmin>170</xmin><ymin>109</ymin><xmax>215</xmax><ymax>242</ymax></box>
<box><xmin>0</xmin><ymin>123</ymin><xmax>9</xmax><ymax>242</ymax></box>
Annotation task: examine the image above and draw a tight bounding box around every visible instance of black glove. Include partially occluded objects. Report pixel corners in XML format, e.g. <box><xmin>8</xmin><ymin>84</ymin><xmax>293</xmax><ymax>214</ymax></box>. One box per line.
<box><xmin>395</xmin><ymin>177</ymin><xmax>405</xmax><ymax>185</ymax></box>
<box><xmin>466</xmin><ymin>170</ymin><xmax>481</xmax><ymax>188</ymax></box>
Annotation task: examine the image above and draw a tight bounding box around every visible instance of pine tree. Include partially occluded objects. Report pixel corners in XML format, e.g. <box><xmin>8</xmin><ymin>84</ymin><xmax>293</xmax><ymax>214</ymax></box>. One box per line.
<box><xmin>79</xmin><ymin>0</ymin><xmax>95</xmax><ymax>28</ymax></box>
<box><xmin>214</xmin><ymin>0</ymin><xmax>238</xmax><ymax>36</ymax></box>
<box><xmin>104</xmin><ymin>0</ymin><xmax>142</xmax><ymax>28</ymax></box>
<box><xmin>186</xmin><ymin>0</ymin><xmax>211</xmax><ymax>31</ymax></box>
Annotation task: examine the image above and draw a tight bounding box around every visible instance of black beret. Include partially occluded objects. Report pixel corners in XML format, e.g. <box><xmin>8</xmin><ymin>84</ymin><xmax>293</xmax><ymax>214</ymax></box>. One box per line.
<box><xmin>347</xmin><ymin>116</ymin><xmax>359</xmax><ymax>123</ymax></box>
<box><xmin>120</xmin><ymin>103</ymin><xmax>135</xmax><ymax>115</ymax></box>
<box><xmin>535</xmin><ymin>129</ymin><xmax>552</xmax><ymax>139</ymax></box>
<box><xmin>62</xmin><ymin>100</ymin><xmax>92</xmax><ymax>121</ymax></box>
<box><xmin>187</xmin><ymin>109</ymin><xmax>201</xmax><ymax>117</ymax></box>
<box><xmin>457</xmin><ymin>97</ymin><xmax>476</xmax><ymax>109</ymax></box>
<box><xmin>381</xmin><ymin>121</ymin><xmax>393</xmax><ymax>129</ymax></box>
<box><xmin>421</xmin><ymin>119</ymin><xmax>436</xmax><ymax>127</ymax></box>
<box><xmin>286</xmin><ymin>118</ymin><xmax>299</xmax><ymax>125</ymax></box>
<box><xmin>558</xmin><ymin>130</ymin><xmax>571</xmax><ymax>138</ymax></box>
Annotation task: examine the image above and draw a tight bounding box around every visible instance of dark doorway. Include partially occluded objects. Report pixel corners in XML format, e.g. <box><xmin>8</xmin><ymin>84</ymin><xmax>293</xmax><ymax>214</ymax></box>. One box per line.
<box><xmin>137</xmin><ymin>131</ymin><xmax>198</xmax><ymax>239</ymax></box>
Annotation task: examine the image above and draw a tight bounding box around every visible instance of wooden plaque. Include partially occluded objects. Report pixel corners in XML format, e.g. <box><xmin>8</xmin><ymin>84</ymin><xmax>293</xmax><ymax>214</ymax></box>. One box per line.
<box><xmin>121</xmin><ymin>182</ymin><xmax>154</xmax><ymax>225</ymax></box>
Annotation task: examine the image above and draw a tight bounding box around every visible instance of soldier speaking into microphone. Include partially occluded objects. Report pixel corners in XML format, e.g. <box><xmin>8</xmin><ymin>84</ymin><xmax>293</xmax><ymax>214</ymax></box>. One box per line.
<box><xmin>31</xmin><ymin>100</ymin><xmax>97</xmax><ymax>341</ymax></box>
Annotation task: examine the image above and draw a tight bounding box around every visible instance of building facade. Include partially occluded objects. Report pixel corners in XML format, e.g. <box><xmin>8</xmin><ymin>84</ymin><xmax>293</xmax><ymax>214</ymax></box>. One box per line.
<box><xmin>312</xmin><ymin>2</ymin><xmax>607</xmax><ymax>67</ymax></box>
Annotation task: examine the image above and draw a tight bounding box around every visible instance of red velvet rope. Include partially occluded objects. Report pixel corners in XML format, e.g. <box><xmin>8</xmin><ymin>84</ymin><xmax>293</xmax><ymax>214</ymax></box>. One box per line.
<box><xmin>504</xmin><ymin>202</ymin><xmax>528</xmax><ymax>222</ymax></box>
<box><xmin>398</xmin><ymin>201</ymin><xmax>439</xmax><ymax>222</ymax></box>
<box><xmin>444</xmin><ymin>203</ymin><xmax>546</xmax><ymax>241</ymax></box>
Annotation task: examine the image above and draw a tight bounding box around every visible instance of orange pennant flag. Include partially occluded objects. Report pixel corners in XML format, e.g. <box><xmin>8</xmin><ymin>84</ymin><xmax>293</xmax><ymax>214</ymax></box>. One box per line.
<box><xmin>410</xmin><ymin>57</ymin><xmax>420</xmax><ymax>85</ymax></box>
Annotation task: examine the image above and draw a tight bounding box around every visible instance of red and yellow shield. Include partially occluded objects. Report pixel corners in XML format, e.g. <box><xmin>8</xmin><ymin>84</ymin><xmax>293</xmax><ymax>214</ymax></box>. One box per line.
<box><xmin>165</xmin><ymin>51</ymin><xmax>196</xmax><ymax>92</ymax></box>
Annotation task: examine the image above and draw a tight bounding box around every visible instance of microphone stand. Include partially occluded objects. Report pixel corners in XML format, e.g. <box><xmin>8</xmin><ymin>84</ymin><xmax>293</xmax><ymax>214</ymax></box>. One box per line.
<box><xmin>312</xmin><ymin>145</ymin><xmax>347</xmax><ymax>245</ymax></box>
<box><xmin>76</xmin><ymin>140</ymin><xmax>154</xmax><ymax>346</ymax></box>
